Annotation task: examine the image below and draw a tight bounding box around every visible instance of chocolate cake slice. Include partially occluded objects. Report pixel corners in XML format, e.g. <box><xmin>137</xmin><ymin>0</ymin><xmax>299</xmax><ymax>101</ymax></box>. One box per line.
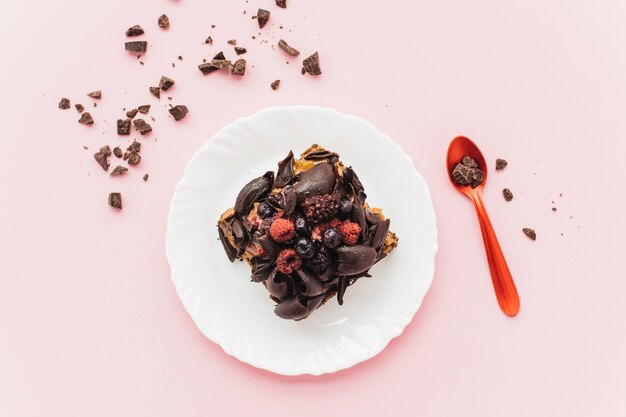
<box><xmin>217</xmin><ymin>145</ymin><xmax>398</xmax><ymax>320</ymax></box>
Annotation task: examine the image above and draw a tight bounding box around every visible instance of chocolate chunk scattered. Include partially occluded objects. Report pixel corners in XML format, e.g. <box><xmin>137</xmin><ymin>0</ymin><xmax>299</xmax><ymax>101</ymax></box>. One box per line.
<box><xmin>159</xmin><ymin>76</ymin><xmax>175</xmax><ymax>91</ymax></box>
<box><xmin>205</xmin><ymin>36</ymin><xmax>213</xmax><ymax>44</ymax></box>
<box><xmin>278</xmin><ymin>39</ymin><xmax>300</xmax><ymax>56</ymax></box>
<box><xmin>168</xmin><ymin>105</ymin><xmax>189</xmax><ymax>121</ymax></box>
<box><xmin>496</xmin><ymin>158</ymin><xmax>508</xmax><ymax>170</ymax></box>
<box><xmin>128</xmin><ymin>152</ymin><xmax>141</xmax><ymax>165</ymax></box>
<box><xmin>75</xmin><ymin>104</ymin><xmax>84</xmax><ymax>113</ymax></box>
<box><xmin>126</xmin><ymin>25</ymin><xmax>144</xmax><ymax>37</ymax></box>
<box><xmin>523</xmin><ymin>228</ymin><xmax>536</xmax><ymax>241</ymax></box>
<box><xmin>256</xmin><ymin>9</ymin><xmax>270</xmax><ymax>28</ymax></box>
<box><xmin>126</xmin><ymin>108</ymin><xmax>138</xmax><ymax>118</ymax></box>
<box><xmin>110</xmin><ymin>165</ymin><xmax>128</xmax><ymax>176</ymax></box>
<box><xmin>137</xmin><ymin>105</ymin><xmax>150</xmax><ymax>114</ymax></box>
<box><xmin>87</xmin><ymin>90</ymin><xmax>101</xmax><ymax>99</ymax></box>
<box><xmin>125</xmin><ymin>41</ymin><xmax>148</xmax><ymax>53</ymax></box>
<box><xmin>227</xmin><ymin>39</ymin><xmax>237</xmax><ymax>45</ymax></box>
<box><xmin>149</xmin><ymin>86</ymin><xmax>161</xmax><ymax>98</ymax></box>
<box><xmin>127</xmin><ymin>140</ymin><xmax>141</xmax><ymax>153</ymax></box>
<box><xmin>452</xmin><ymin>155</ymin><xmax>484</xmax><ymax>188</ymax></box>
<box><xmin>113</xmin><ymin>147</ymin><xmax>123</xmax><ymax>158</ymax></box>
<box><xmin>78</xmin><ymin>112</ymin><xmax>94</xmax><ymax>125</ymax></box>
<box><xmin>271</xmin><ymin>79</ymin><xmax>280</xmax><ymax>90</ymax></box>
<box><xmin>451</xmin><ymin>163</ymin><xmax>472</xmax><ymax>185</ymax></box>
<box><xmin>503</xmin><ymin>188</ymin><xmax>513</xmax><ymax>201</ymax></box>
<box><xmin>234</xmin><ymin>46</ymin><xmax>247</xmax><ymax>55</ymax></box>
<box><xmin>462</xmin><ymin>155</ymin><xmax>477</xmax><ymax>168</ymax></box>
<box><xmin>211</xmin><ymin>59</ymin><xmax>232</xmax><ymax>70</ymax></box>
<box><xmin>133</xmin><ymin>119</ymin><xmax>152</xmax><ymax>135</ymax></box>
<box><xmin>231</xmin><ymin>59</ymin><xmax>246</xmax><ymax>75</ymax></box>
<box><xmin>143</xmin><ymin>174</ymin><xmax>149</xmax><ymax>182</ymax></box>
<box><xmin>302</xmin><ymin>52</ymin><xmax>321</xmax><ymax>75</ymax></box>
<box><xmin>100</xmin><ymin>145</ymin><xmax>112</xmax><ymax>157</ymax></box>
<box><xmin>93</xmin><ymin>149</ymin><xmax>110</xmax><ymax>171</ymax></box>
<box><xmin>276</xmin><ymin>0</ymin><xmax>287</xmax><ymax>8</ymax></box>
<box><xmin>108</xmin><ymin>193</ymin><xmax>122</xmax><ymax>209</ymax></box>
<box><xmin>158</xmin><ymin>14</ymin><xmax>170</xmax><ymax>29</ymax></box>
<box><xmin>117</xmin><ymin>119</ymin><xmax>131</xmax><ymax>135</ymax></box>
<box><xmin>58</xmin><ymin>98</ymin><xmax>70</xmax><ymax>109</ymax></box>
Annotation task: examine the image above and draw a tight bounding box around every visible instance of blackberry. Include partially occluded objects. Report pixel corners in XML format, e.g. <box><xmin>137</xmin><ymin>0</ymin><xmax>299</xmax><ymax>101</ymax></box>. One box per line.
<box><xmin>302</xmin><ymin>193</ymin><xmax>339</xmax><ymax>224</ymax></box>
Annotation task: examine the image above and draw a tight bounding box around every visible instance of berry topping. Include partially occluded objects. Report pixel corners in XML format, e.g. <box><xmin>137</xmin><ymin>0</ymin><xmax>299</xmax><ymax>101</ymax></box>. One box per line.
<box><xmin>269</xmin><ymin>218</ymin><xmax>295</xmax><ymax>243</ymax></box>
<box><xmin>302</xmin><ymin>193</ymin><xmax>340</xmax><ymax>224</ymax></box>
<box><xmin>276</xmin><ymin>248</ymin><xmax>302</xmax><ymax>274</ymax></box>
<box><xmin>338</xmin><ymin>221</ymin><xmax>361</xmax><ymax>246</ymax></box>
<box><xmin>295</xmin><ymin>237</ymin><xmax>316</xmax><ymax>259</ymax></box>
<box><xmin>295</xmin><ymin>216</ymin><xmax>311</xmax><ymax>236</ymax></box>
<box><xmin>338</xmin><ymin>197</ymin><xmax>353</xmax><ymax>219</ymax></box>
<box><xmin>306</xmin><ymin>250</ymin><xmax>331</xmax><ymax>275</ymax></box>
<box><xmin>257</xmin><ymin>202</ymin><xmax>276</xmax><ymax>219</ymax></box>
<box><xmin>323</xmin><ymin>227</ymin><xmax>342</xmax><ymax>249</ymax></box>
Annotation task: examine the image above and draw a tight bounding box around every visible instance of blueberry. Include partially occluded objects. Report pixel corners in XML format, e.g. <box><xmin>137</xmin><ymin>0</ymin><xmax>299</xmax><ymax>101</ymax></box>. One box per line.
<box><xmin>323</xmin><ymin>227</ymin><xmax>341</xmax><ymax>249</ymax></box>
<box><xmin>338</xmin><ymin>198</ymin><xmax>353</xmax><ymax>219</ymax></box>
<box><xmin>257</xmin><ymin>202</ymin><xmax>275</xmax><ymax>219</ymax></box>
<box><xmin>295</xmin><ymin>217</ymin><xmax>310</xmax><ymax>236</ymax></box>
<box><xmin>295</xmin><ymin>237</ymin><xmax>316</xmax><ymax>259</ymax></box>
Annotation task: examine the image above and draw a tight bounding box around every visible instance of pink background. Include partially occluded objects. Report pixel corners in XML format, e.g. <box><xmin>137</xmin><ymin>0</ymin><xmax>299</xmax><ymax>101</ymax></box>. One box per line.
<box><xmin>1</xmin><ymin>0</ymin><xmax>625</xmax><ymax>416</ymax></box>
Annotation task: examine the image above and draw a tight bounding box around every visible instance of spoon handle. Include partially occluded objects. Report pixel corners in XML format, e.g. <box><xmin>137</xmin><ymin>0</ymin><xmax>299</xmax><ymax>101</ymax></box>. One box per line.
<box><xmin>470</xmin><ymin>193</ymin><xmax>520</xmax><ymax>316</ymax></box>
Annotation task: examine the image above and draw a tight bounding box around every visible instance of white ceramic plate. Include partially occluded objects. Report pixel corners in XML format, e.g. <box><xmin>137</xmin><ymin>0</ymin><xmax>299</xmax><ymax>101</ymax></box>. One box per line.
<box><xmin>166</xmin><ymin>106</ymin><xmax>437</xmax><ymax>376</ymax></box>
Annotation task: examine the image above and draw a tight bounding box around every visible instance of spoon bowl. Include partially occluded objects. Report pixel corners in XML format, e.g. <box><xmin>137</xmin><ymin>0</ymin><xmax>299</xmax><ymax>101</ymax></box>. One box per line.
<box><xmin>446</xmin><ymin>135</ymin><xmax>488</xmax><ymax>194</ymax></box>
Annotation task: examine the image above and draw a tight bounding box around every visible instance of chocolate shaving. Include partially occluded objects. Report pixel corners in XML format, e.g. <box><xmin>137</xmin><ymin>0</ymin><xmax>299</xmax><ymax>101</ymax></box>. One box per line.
<box><xmin>149</xmin><ymin>86</ymin><xmax>160</xmax><ymax>98</ymax></box>
<box><xmin>251</xmin><ymin>259</ymin><xmax>273</xmax><ymax>282</ymax></box>
<box><xmin>234</xmin><ymin>171</ymin><xmax>274</xmax><ymax>216</ymax></box>
<box><xmin>337</xmin><ymin>276</ymin><xmax>348</xmax><ymax>305</ymax></box>
<box><xmin>126</xmin><ymin>25</ymin><xmax>144</xmax><ymax>37</ymax></box>
<box><xmin>75</xmin><ymin>104</ymin><xmax>84</xmax><ymax>113</ymax></box>
<box><xmin>302</xmin><ymin>52</ymin><xmax>321</xmax><ymax>75</ymax></box>
<box><xmin>282</xmin><ymin>189</ymin><xmax>297</xmax><ymax>218</ymax></box>
<box><xmin>218</xmin><ymin>225</ymin><xmax>238</xmax><ymax>262</ymax></box>
<box><xmin>137</xmin><ymin>105</ymin><xmax>150</xmax><ymax>114</ymax></box>
<box><xmin>58</xmin><ymin>98</ymin><xmax>70</xmax><ymax>109</ymax></box>
<box><xmin>271</xmin><ymin>80</ymin><xmax>280</xmax><ymax>90</ymax></box>
<box><xmin>257</xmin><ymin>234</ymin><xmax>281</xmax><ymax>260</ymax></box>
<box><xmin>117</xmin><ymin>119</ymin><xmax>131</xmax><ymax>135</ymax></box>
<box><xmin>234</xmin><ymin>46</ymin><xmax>247</xmax><ymax>55</ymax></box>
<box><xmin>133</xmin><ymin>119</ymin><xmax>152</xmax><ymax>135</ymax></box>
<box><xmin>108</xmin><ymin>193</ymin><xmax>122</xmax><ymax>209</ymax></box>
<box><xmin>168</xmin><ymin>105</ymin><xmax>189</xmax><ymax>121</ymax></box>
<box><xmin>159</xmin><ymin>76</ymin><xmax>175</xmax><ymax>91</ymax></box>
<box><xmin>256</xmin><ymin>9</ymin><xmax>270</xmax><ymax>28</ymax></box>
<box><xmin>336</xmin><ymin>245</ymin><xmax>377</xmax><ymax>276</ymax></box>
<box><xmin>158</xmin><ymin>14</ymin><xmax>170</xmax><ymax>29</ymax></box>
<box><xmin>278</xmin><ymin>39</ymin><xmax>300</xmax><ymax>56</ymax></box>
<box><xmin>87</xmin><ymin>90</ymin><xmax>101</xmax><ymax>99</ymax></box>
<box><xmin>365</xmin><ymin>209</ymin><xmax>380</xmax><ymax>225</ymax></box>
<box><xmin>371</xmin><ymin>219</ymin><xmax>389</xmax><ymax>251</ymax></box>
<box><xmin>503</xmin><ymin>188</ymin><xmax>513</xmax><ymax>201</ymax></box>
<box><xmin>78</xmin><ymin>112</ymin><xmax>94</xmax><ymax>125</ymax></box>
<box><xmin>110</xmin><ymin>165</ymin><xmax>128</xmax><ymax>176</ymax></box>
<box><xmin>126</xmin><ymin>109</ymin><xmax>138</xmax><ymax>118</ymax></box>
<box><xmin>496</xmin><ymin>158</ymin><xmax>508</xmax><ymax>170</ymax></box>
<box><xmin>523</xmin><ymin>228</ymin><xmax>536</xmax><ymax>240</ymax></box>
<box><xmin>204</xmin><ymin>36</ymin><xmax>213</xmax><ymax>44</ymax></box>
<box><xmin>125</xmin><ymin>41</ymin><xmax>147</xmax><ymax>53</ymax></box>
<box><xmin>274</xmin><ymin>151</ymin><xmax>295</xmax><ymax>187</ymax></box>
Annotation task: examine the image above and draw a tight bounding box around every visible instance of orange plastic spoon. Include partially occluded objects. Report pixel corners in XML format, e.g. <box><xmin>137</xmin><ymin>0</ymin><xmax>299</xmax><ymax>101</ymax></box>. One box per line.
<box><xmin>446</xmin><ymin>136</ymin><xmax>520</xmax><ymax>316</ymax></box>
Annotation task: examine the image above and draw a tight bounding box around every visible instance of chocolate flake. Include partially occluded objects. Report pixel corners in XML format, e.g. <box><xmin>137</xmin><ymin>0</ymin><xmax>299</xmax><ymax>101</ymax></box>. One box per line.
<box><xmin>256</xmin><ymin>9</ymin><xmax>270</xmax><ymax>28</ymax></box>
<box><xmin>117</xmin><ymin>119</ymin><xmax>131</xmax><ymax>135</ymax></box>
<box><xmin>231</xmin><ymin>59</ymin><xmax>246</xmax><ymax>75</ymax></box>
<box><xmin>159</xmin><ymin>76</ymin><xmax>175</xmax><ymax>91</ymax></box>
<box><xmin>278</xmin><ymin>39</ymin><xmax>300</xmax><ymax>56</ymax></box>
<box><xmin>110</xmin><ymin>165</ymin><xmax>128</xmax><ymax>176</ymax></box>
<box><xmin>149</xmin><ymin>86</ymin><xmax>160</xmax><ymax>98</ymax></box>
<box><xmin>87</xmin><ymin>90</ymin><xmax>101</xmax><ymax>99</ymax></box>
<box><xmin>234</xmin><ymin>46</ymin><xmax>247</xmax><ymax>55</ymax></box>
<box><xmin>59</xmin><ymin>98</ymin><xmax>70</xmax><ymax>109</ymax></box>
<box><xmin>496</xmin><ymin>158</ymin><xmax>508</xmax><ymax>170</ymax></box>
<box><xmin>503</xmin><ymin>188</ymin><xmax>513</xmax><ymax>201</ymax></box>
<box><xmin>126</xmin><ymin>108</ymin><xmax>138</xmax><ymax>118</ymax></box>
<box><xmin>93</xmin><ymin>148</ymin><xmax>110</xmax><ymax>171</ymax></box>
<box><xmin>125</xmin><ymin>41</ymin><xmax>147</xmax><ymax>53</ymax></box>
<box><xmin>75</xmin><ymin>104</ymin><xmax>84</xmax><ymax>113</ymax></box>
<box><xmin>126</xmin><ymin>25</ymin><xmax>144</xmax><ymax>37</ymax></box>
<box><xmin>108</xmin><ymin>193</ymin><xmax>122</xmax><ymax>209</ymax></box>
<box><xmin>274</xmin><ymin>150</ymin><xmax>294</xmax><ymax>187</ymax></box>
<box><xmin>205</xmin><ymin>36</ymin><xmax>213</xmax><ymax>44</ymax></box>
<box><xmin>133</xmin><ymin>119</ymin><xmax>152</xmax><ymax>135</ymax></box>
<box><xmin>138</xmin><ymin>105</ymin><xmax>150</xmax><ymax>114</ymax></box>
<box><xmin>113</xmin><ymin>147</ymin><xmax>123</xmax><ymax>158</ymax></box>
<box><xmin>158</xmin><ymin>14</ymin><xmax>170</xmax><ymax>29</ymax></box>
<box><xmin>143</xmin><ymin>173</ymin><xmax>149</xmax><ymax>182</ymax></box>
<box><xmin>78</xmin><ymin>112</ymin><xmax>94</xmax><ymax>125</ymax></box>
<box><xmin>276</xmin><ymin>0</ymin><xmax>287</xmax><ymax>8</ymax></box>
<box><xmin>169</xmin><ymin>105</ymin><xmax>189</xmax><ymax>121</ymax></box>
<box><xmin>271</xmin><ymin>79</ymin><xmax>280</xmax><ymax>90</ymax></box>
<box><xmin>302</xmin><ymin>52</ymin><xmax>321</xmax><ymax>75</ymax></box>
<box><xmin>523</xmin><ymin>228</ymin><xmax>536</xmax><ymax>241</ymax></box>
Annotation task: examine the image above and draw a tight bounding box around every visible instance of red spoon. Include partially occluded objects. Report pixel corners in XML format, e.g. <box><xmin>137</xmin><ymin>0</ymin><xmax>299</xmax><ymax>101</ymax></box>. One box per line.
<box><xmin>446</xmin><ymin>136</ymin><xmax>520</xmax><ymax>316</ymax></box>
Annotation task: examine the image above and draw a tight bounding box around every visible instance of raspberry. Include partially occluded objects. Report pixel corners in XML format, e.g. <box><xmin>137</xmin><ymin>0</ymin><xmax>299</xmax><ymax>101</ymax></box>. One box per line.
<box><xmin>269</xmin><ymin>218</ymin><xmax>295</xmax><ymax>243</ymax></box>
<box><xmin>302</xmin><ymin>194</ymin><xmax>340</xmax><ymax>224</ymax></box>
<box><xmin>276</xmin><ymin>248</ymin><xmax>302</xmax><ymax>274</ymax></box>
<box><xmin>338</xmin><ymin>221</ymin><xmax>361</xmax><ymax>246</ymax></box>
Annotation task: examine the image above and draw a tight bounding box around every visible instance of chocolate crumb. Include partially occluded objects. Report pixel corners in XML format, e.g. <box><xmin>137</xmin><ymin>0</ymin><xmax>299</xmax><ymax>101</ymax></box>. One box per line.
<box><xmin>205</xmin><ymin>36</ymin><xmax>213</xmax><ymax>44</ymax></box>
<box><xmin>75</xmin><ymin>104</ymin><xmax>84</xmax><ymax>113</ymax></box>
<box><xmin>231</xmin><ymin>59</ymin><xmax>246</xmax><ymax>75</ymax></box>
<box><xmin>93</xmin><ymin>149</ymin><xmax>110</xmax><ymax>171</ymax></box>
<box><xmin>503</xmin><ymin>188</ymin><xmax>513</xmax><ymax>201</ymax></box>
<box><xmin>139</xmin><ymin>61</ymin><xmax>144</xmax><ymax>65</ymax></box>
<box><xmin>234</xmin><ymin>46</ymin><xmax>247</xmax><ymax>55</ymax></box>
<box><xmin>302</xmin><ymin>52</ymin><xmax>321</xmax><ymax>75</ymax></box>
<box><xmin>256</xmin><ymin>9</ymin><xmax>270</xmax><ymax>28</ymax></box>
<box><xmin>159</xmin><ymin>76</ymin><xmax>175</xmax><ymax>91</ymax></box>
<box><xmin>126</xmin><ymin>108</ymin><xmax>138</xmax><ymax>118</ymax></box>
<box><xmin>495</xmin><ymin>158</ymin><xmax>508</xmax><ymax>170</ymax></box>
<box><xmin>523</xmin><ymin>228</ymin><xmax>536</xmax><ymax>241</ymax></box>
<box><xmin>108</xmin><ymin>193</ymin><xmax>122</xmax><ymax>209</ymax></box>
<box><xmin>278</xmin><ymin>39</ymin><xmax>300</xmax><ymax>56</ymax></box>
<box><xmin>110</xmin><ymin>165</ymin><xmax>128</xmax><ymax>176</ymax></box>
<box><xmin>117</xmin><ymin>119</ymin><xmax>131</xmax><ymax>135</ymax></box>
<box><xmin>158</xmin><ymin>14</ymin><xmax>170</xmax><ymax>29</ymax></box>
<box><xmin>78</xmin><ymin>112</ymin><xmax>94</xmax><ymax>125</ymax></box>
<box><xmin>143</xmin><ymin>174</ymin><xmax>149</xmax><ymax>182</ymax></box>
<box><xmin>125</xmin><ymin>41</ymin><xmax>148</xmax><ymax>53</ymax></box>
<box><xmin>211</xmin><ymin>24</ymin><xmax>216</xmax><ymax>28</ymax></box>
<box><xmin>462</xmin><ymin>155</ymin><xmax>478</xmax><ymax>168</ymax></box>
<box><xmin>169</xmin><ymin>105</ymin><xmax>189</xmax><ymax>121</ymax></box>
<box><xmin>59</xmin><ymin>98</ymin><xmax>70</xmax><ymax>109</ymax></box>
<box><xmin>552</xmin><ymin>207</ymin><xmax>557</xmax><ymax>212</ymax></box>
<box><xmin>271</xmin><ymin>79</ymin><xmax>280</xmax><ymax>90</ymax></box>
<box><xmin>276</xmin><ymin>0</ymin><xmax>287</xmax><ymax>8</ymax></box>
<box><xmin>93</xmin><ymin>102</ymin><xmax>97</xmax><ymax>107</ymax></box>
<box><xmin>227</xmin><ymin>39</ymin><xmax>237</xmax><ymax>45</ymax></box>
<box><xmin>82</xmin><ymin>145</ymin><xmax>88</xmax><ymax>150</ymax></box>
<box><xmin>178</xmin><ymin>55</ymin><xmax>183</xmax><ymax>61</ymax></box>
<box><xmin>133</xmin><ymin>119</ymin><xmax>152</xmax><ymax>135</ymax></box>
<box><xmin>113</xmin><ymin>147</ymin><xmax>123</xmax><ymax>158</ymax></box>
<box><xmin>87</xmin><ymin>90</ymin><xmax>101</xmax><ymax>99</ymax></box>
<box><xmin>128</xmin><ymin>152</ymin><xmax>141</xmax><ymax>166</ymax></box>
<box><xmin>126</xmin><ymin>25</ymin><xmax>144</xmax><ymax>37</ymax></box>
<box><xmin>149</xmin><ymin>86</ymin><xmax>161</xmax><ymax>98</ymax></box>
<box><xmin>138</xmin><ymin>105</ymin><xmax>150</xmax><ymax>114</ymax></box>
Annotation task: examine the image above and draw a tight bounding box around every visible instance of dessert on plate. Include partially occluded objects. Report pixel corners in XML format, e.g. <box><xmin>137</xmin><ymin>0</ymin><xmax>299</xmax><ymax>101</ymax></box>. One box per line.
<box><xmin>217</xmin><ymin>144</ymin><xmax>398</xmax><ymax>320</ymax></box>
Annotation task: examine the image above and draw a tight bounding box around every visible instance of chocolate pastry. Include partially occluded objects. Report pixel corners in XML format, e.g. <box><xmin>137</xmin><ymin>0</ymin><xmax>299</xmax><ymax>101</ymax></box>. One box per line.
<box><xmin>217</xmin><ymin>145</ymin><xmax>398</xmax><ymax>320</ymax></box>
